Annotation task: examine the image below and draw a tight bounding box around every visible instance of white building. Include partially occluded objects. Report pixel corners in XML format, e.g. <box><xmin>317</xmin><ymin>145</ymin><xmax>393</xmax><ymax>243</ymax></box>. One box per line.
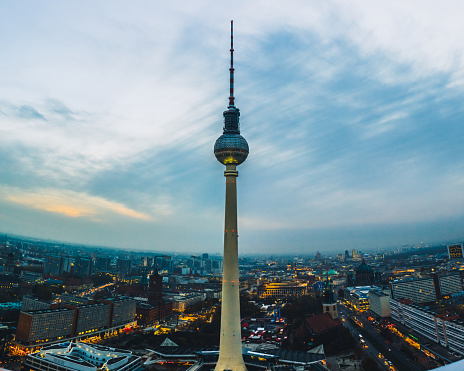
<box><xmin>390</xmin><ymin>272</ymin><xmax>462</xmax><ymax>304</ymax></box>
<box><xmin>391</xmin><ymin>298</ymin><xmax>464</xmax><ymax>355</ymax></box>
<box><xmin>23</xmin><ymin>342</ymin><xmax>141</xmax><ymax>371</ymax></box>
<box><xmin>368</xmin><ymin>289</ymin><xmax>391</xmax><ymax>318</ymax></box>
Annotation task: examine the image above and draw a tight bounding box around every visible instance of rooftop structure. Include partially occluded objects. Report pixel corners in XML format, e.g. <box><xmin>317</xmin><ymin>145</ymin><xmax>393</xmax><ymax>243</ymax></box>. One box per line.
<box><xmin>23</xmin><ymin>342</ymin><xmax>141</xmax><ymax>371</ymax></box>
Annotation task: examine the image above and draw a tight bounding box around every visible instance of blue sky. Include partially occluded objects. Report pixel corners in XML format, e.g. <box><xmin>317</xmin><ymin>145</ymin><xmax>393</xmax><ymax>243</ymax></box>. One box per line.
<box><xmin>1</xmin><ymin>1</ymin><xmax>464</xmax><ymax>254</ymax></box>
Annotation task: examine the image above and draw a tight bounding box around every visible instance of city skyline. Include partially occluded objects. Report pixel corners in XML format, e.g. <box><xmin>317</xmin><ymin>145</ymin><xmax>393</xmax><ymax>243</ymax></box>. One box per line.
<box><xmin>1</xmin><ymin>2</ymin><xmax>464</xmax><ymax>254</ymax></box>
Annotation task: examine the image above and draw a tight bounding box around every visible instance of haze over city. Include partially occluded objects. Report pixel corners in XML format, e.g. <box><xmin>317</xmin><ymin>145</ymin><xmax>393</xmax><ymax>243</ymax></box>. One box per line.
<box><xmin>1</xmin><ymin>1</ymin><xmax>464</xmax><ymax>254</ymax></box>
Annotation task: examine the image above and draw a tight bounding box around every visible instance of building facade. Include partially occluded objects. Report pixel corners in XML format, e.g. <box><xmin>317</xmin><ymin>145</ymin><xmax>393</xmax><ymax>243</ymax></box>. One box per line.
<box><xmin>390</xmin><ymin>272</ymin><xmax>462</xmax><ymax>304</ymax></box>
<box><xmin>368</xmin><ymin>289</ymin><xmax>391</xmax><ymax>318</ymax></box>
<box><xmin>257</xmin><ymin>282</ymin><xmax>307</xmax><ymax>299</ymax></box>
<box><xmin>391</xmin><ymin>298</ymin><xmax>464</xmax><ymax>355</ymax></box>
<box><xmin>16</xmin><ymin>308</ymin><xmax>75</xmax><ymax>343</ymax></box>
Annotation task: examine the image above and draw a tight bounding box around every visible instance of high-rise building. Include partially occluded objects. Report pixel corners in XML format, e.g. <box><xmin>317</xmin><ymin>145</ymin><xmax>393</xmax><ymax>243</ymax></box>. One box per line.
<box><xmin>213</xmin><ymin>21</ymin><xmax>248</xmax><ymax>371</ymax></box>
<box><xmin>344</xmin><ymin>250</ymin><xmax>350</xmax><ymax>261</ymax></box>
<box><xmin>448</xmin><ymin>243</ymin><xmax>464</xmax><ymax>259</ymax></box>
<box><xmin>95</xmin><ymin>257</ymin><xmax>110</xmax><ymax>272</ymax></box>
<box><xmin>390</xmin><ymin>272</ymin><xmax>462</xmax><ymax>303</ymax></box>
<box><xmin>16</xmin><ymin>308</ymin><xmax>75</xmax><ymax>343</ymax></box>
<box><xmin>73</xmin><ymin>257</ymin><xmax>93</xmax><ymax>277</ymax></box>
<box><xmin>116</xmin><ymin>258</ymin><xmax>132</xmax><ymax>276</ymax></box>
<box><xmin>148</xmin><ymin>273</ymin><xmax>163</xmax><ymax>307</ymax></box>
<box><xmin>43</xmin><ymin>255</ymin><xmax>63</xmax><ymax>276</ymax></box>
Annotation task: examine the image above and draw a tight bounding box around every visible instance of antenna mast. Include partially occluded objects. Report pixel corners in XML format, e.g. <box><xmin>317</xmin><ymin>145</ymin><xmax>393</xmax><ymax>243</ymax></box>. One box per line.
<box><xmin>228</xmin><ymin>20</ymin><xmax>235</xmax><ymax>108</ymax></box>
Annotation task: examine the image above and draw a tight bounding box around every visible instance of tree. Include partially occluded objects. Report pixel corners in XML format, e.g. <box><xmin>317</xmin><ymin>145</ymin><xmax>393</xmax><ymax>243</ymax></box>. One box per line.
<box><xmin>32</xmin><ymin>284</ymin><xmax>52</xmax><ymax>300</ymax></box>
<box><xmin>361</xmin><ymin>357</ymin><xmax>380</xmax><ymax>371</ymax></box>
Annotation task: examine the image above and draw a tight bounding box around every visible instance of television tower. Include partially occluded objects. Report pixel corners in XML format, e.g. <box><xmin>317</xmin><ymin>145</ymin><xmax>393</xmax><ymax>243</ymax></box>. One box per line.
<box><xmin>214</xmin><ymin>20</ymin><xmax>249</xmax><ymax>371</ymax></box>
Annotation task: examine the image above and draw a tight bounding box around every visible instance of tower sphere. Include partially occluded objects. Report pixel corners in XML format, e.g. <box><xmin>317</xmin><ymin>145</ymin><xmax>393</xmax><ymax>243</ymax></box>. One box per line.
<box><xmin>214</xmin><ymin>105</ymin><xmax>249</xmax><ymax>165</ymax></box>
<box><xmin>214</xmin><ymin>133</ymin><xmax>249</xmax><ymax>165</ymax></box>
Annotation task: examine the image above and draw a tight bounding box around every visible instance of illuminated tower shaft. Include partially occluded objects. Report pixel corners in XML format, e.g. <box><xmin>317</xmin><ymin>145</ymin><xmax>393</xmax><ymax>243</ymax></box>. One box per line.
<box><xmin>214</xmin><ymin>21</ymin><xmax>248</xmax><ymax>371</ymax></box>
<box><xmin>215</xmin><ymin>164</ymin><xmax>246</xmax><ymax>371</ymax></box>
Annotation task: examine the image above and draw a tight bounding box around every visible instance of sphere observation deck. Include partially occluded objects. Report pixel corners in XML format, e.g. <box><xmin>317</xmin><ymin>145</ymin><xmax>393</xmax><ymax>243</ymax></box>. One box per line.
<box><xmin>214</xmin><ymin>107</ymin><xmax>249</xmax><ymax>165</ymax></box>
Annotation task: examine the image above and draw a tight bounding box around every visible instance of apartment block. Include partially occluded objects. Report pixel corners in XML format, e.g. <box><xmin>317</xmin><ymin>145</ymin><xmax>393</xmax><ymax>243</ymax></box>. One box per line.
<box><xmin>391</xmin><ymin>298</ymin><xmax>464</xmax><ymax>355</ymax></box>
<box><xmin>16</xmin><ymin>308</ymin><xmax>74</xmax><ymax>343</ymax></box>
<box><xmin>390</xmin><ymin>272</ymin><xmax>462</xmax><ymax>304</ymax></box>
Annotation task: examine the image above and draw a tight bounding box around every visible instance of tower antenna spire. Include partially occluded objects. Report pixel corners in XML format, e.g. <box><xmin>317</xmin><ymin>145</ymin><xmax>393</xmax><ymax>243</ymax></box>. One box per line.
<box><xmin>229</xmin><ymin>20</ymin><xmax>235</xmax><ymax>108</ymax></box>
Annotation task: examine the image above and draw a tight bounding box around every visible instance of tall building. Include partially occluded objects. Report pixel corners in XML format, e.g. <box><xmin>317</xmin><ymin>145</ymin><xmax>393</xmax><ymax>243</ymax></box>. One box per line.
<box><xmin>148</xmin><ymin>273</ymin><xmax>163</xmax><ymax>307</ymax></box>
<box><xmin>390</xmin><ymin>272</ymin><xmax>462</xmax><ymax>303</ymax></box>
<box><xmin>213</xmin><ymin>21</ymin><xmax>248</xmax><ymax>371</ymax></box>
<box><xmin>43</xmin><ymin>255</ymin><xmax>63</xmax><ymax>276</ymax></box>
<box><xmin>448</xmin><ymin>243</ymin><xmax>464</xmax><ymax>259</ymax></box>
<box><xmin>95</xmin><ymin>257</ymin><xmax>110</xmax><ymax>272</ymax></box>
<box><xmin>74</xmin><ymin>257</ymin><xmax>93</xmax><ymax>277</ymax></box>
<box><xmin>116</xmin><ymin>258</ymin><xmax>132</xmax><ymax>277</ymax></box>
<box><xmin>16</xmin><ymin>308</ymin><xmax>75</xmax><ymax>343</ymax></box>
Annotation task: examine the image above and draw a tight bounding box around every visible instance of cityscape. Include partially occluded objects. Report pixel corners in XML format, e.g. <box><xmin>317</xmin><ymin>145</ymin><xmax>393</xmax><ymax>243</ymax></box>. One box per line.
<box><xmin>1</xmin><ymin>232</ymin><xmax>464</xmax><ymax>371</ymax></box>
<box><xmin>2</xmin><ymin>2</ymin><xmax>464</xmax><ymax>371</ymax></box>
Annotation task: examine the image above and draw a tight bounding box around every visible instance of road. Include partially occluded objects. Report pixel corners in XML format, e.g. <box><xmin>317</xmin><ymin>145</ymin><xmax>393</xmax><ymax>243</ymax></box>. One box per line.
<box><xmin>340</xmin><ymin>304</ymin><xmax>426</xmax><ymax>371</ymax></box>
<box><xmin>339</xmin><ymin>306</ymin><xmax>391</xmax><ymax>371</ymax></box>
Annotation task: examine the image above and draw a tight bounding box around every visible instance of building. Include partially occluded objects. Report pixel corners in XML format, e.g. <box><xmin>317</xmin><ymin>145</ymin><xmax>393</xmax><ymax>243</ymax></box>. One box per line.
<box><xmin>391</xmin><ymin>298</ymin><xmax>464</xmax><ymax>355</ymax></box>
<box><xmin>171</xmin><ymin>294</ymin><xmax>204</xmax><ymax>312</ymax></box>
<box><xmin>16</xmin><ymin>308</ymin><xmax>75</xmax><ymax>344</ymax></box>
<box><xmin>43</xmin><ymin>255</ymin><xmax>63</xmax><ymax>276</ymax></box>
<box><xmin>95</xmin><ymin>257</ymin><xmax>111</xmax><ymax>272</ymax></box>
<box><xmin>344</xmin><ymin>286</ymin><xmax>373</xmax><ymax>312</ymax></box>
<box><xmin>105</xmin><ymin>296</ymin><xmax>137</xmax><ymax>327</ymax></box>
<box><xmin>322</xmin><ymin>276</ymin><xmax>337</xmax><ymax>319</ymax></box>
<box><xmin>59</xmin><ymin>293</ymin><xmax>91</xmax><ymax>306</ymax></box>
<box><xmin>116</xmin><ymin>259</ymin><xmax>132</xmax><ymax>277</ymax></box>
<box><xmin>258</xmin><ymin>282</ymin><xmax>307</xmax><ymax>299</ymax></box>
<box><xmin>213</xmin><ymin>21</ymin><xmax>249</xmax><ymax>371</ymax></box>
<box><xmin>148</xmin><ymin>273</ymin><xmax>163</xmax><ymax>307</ymax></box>
<box><xmin>68</xmin><ymin>303</ymin><xmax>111</xmax><ymax>336</ymax></box>
<box><xmin>448</xmin><ymin>244</ymin><xmax>464</xmax><ymax>259</ymax></box>
<box><xmin>368</xmin><ymin>289</ymin><xmax>391</xmax><ymax>318</ymax></box>
<box><xmin>355</xmin><ymin>259</ymin><xmax>374</xmax><ymax>286</ymax></box>
<box><xmin>295</xmin><ymin>312</ymin><xmax>343</xmax><ymax>343</ymax></box>
<box><xmin>74</xmin><ymin>257</ymin><xmax>93</xmax><ymax>277</ymax></box>
<box><xmin>135</xmin><ymin>301</ymin><xmax>173</xmax><ymax>325</ymax></box>
<box><xmin>4</xmin><ymin>252</ymin><xmax>15</xmax><ymax>273</ymax></box>
<box><xmin>21</xmin><ymin>295</ymin><xmax>54</xmax><ymax>311</ymax></box>
<box><xmin>0</xmin><ymin>301</ymin><xmax>21</xmax><ymax>323</ymax></box>
<box><xmin>390</xmin><ymin>272</ymin><xmax>462</xmax><ymax>303</ymax></box>
<box><xmin>16</xmin><ymin>297</ymin><xmax>137</xmax><ymax>350</ymax></box>
<box><xmin>23</xmin><ymin>342</ymin><xmax>141</xmax><ymax>371</ymax></box>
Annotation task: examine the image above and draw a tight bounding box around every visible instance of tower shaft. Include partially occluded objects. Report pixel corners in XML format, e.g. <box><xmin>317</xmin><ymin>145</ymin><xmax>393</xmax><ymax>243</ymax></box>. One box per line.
<box><xmin>215</xmin><ymin>164</ymin><xmax>246</xmax><ymax>371</ymax></box>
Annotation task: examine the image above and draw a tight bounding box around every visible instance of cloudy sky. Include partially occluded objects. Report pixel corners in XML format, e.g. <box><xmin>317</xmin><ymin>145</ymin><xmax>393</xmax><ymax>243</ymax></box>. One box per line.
<box><xmin>1</xmin><ymin>1</ymin><xmax>464</xmax><ymax>255</ymax></box>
